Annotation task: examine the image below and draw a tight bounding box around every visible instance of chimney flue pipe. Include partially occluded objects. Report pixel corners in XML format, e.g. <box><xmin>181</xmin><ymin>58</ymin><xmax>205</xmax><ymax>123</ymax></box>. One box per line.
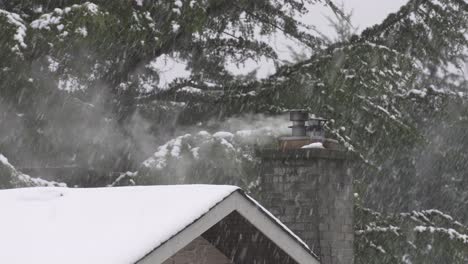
<box><xmin>289</xmin><ymin>110</ymin><xmax>309</xmax><ymax>137</ymax></box>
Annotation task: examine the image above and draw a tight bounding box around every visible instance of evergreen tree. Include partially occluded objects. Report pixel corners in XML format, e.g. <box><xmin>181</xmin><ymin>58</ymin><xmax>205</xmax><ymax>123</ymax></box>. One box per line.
<box><xmin>1</xmin><ymin>0</ymin><xmax>468</xmax><ymax>261</ymax></box>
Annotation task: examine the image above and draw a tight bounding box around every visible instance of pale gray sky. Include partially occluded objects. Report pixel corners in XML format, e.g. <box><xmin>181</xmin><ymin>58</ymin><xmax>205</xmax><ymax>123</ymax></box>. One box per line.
<box><xmin>303</xmin><ymin>0</ymin><xmax>409</xmax><ymax>39</ymax></box>
<box><xmin>224</xmin><ymin>0</ymin><xmax>410</xmax><ymax>79</ymax></box>
<box><xmin>160</xmin><ymin>0</ymin><xmax>412</xmax><ymax>81</ymax></box>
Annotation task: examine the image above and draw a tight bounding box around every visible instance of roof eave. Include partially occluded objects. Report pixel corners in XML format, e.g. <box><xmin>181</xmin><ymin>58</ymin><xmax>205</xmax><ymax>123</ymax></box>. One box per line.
<box><xmin>137</xmin><ymin>190</ymin><xmax>320</xmax><ymax>264</ymax></box>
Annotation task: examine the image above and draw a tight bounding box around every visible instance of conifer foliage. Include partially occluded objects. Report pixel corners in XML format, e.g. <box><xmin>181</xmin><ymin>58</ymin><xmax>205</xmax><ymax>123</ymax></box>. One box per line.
<box><xmin>1</xmin><ymin>0</ymin><xmax>467</xmax><ymax>262</ymax></box>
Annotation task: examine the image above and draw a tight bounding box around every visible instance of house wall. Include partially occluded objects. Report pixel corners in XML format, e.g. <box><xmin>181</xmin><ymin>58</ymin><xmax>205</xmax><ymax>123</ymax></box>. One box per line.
<box><xmin>161</xmin><ymin>236</ymin><xmax>233</xmax><ymax>264</ymax></box>
<box><xmin>256</xmin><ymin>149</ymin><xmax>354</xmax><ymax>264</ymax></box>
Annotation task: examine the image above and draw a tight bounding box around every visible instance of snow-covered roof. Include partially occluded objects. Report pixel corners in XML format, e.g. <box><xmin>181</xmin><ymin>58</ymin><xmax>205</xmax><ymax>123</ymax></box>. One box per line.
<box><xmin>0</xmin><ymin>185</ymin><xmax>237</xmax><ymax>264</ymax></box>
<box><xmin>0</xmin><ymin>185</ymin><xmax>319</xmax><ymax>264</ymax></box>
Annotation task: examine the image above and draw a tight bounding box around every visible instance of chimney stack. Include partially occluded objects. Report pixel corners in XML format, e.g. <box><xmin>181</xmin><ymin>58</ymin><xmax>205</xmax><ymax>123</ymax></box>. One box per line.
<box><xmin>256</xmin><ymin>111</ymin><xmax>354</xmax><ymax>264</ymax></box>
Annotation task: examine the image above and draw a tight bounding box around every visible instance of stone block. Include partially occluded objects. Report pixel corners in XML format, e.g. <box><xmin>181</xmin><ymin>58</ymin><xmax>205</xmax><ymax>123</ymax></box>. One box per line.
<box><xmin>344</xmin><ymin>233</ymin><xmax>354</xmax><ymax>241</ymax></box>
<box><xmin>319</xmin><ymin>222</ymin><xmax>329</xmax><ymax>231</ymax></box>
<box><xmin>301</xmin><ymin>231</ymin><xmax>317</xmax><ymax>239</ymax></box>
<box><xmin>289</xmin><ymin>222</ymin><xmax>305</xmax><ymax>231</ymax></box>
<box><xmin>331</xmin><ymin>256</ymin><xmax>339</xmax><ymax>264</ymax></box>
<box><xmin>321</xmin><ymin>256</ymin><xmax>331</xmax><ymax>264</ymax></box>
<box><xmin>342</xmin><ymin>224</ymin><xmax>353</xmax><ymax>233</ymax></box>
<box><xmin>342</xmin><ymin>248</ymin><xmax>354</xmax><ymax>257</ymax></box>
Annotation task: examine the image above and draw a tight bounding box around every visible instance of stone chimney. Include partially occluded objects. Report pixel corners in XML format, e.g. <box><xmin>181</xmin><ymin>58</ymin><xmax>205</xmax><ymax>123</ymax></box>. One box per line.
<box><xmin>256</xmin><ymin>110</ymin><xmax>354</xmax><ymax>264</ymax></box>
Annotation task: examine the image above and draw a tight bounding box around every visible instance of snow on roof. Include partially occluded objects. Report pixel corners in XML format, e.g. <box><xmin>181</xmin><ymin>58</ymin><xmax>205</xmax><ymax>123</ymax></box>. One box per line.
<box><xmin>0</xmin><ymin>185</ymin><xmax>238</xmax><ymax>264</ymax></box>
<box><xmin>301</xmin><ymin>142</ymin><xmax>325</xmax><ymax>149</ymax></box>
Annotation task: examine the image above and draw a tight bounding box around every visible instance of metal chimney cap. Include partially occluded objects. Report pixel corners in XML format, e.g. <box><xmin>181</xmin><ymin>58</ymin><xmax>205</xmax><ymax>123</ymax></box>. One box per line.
<box><xmin>289</xmin><ymin>110</ymin><xmax>309</xmax><ymax>121</ymax></box>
